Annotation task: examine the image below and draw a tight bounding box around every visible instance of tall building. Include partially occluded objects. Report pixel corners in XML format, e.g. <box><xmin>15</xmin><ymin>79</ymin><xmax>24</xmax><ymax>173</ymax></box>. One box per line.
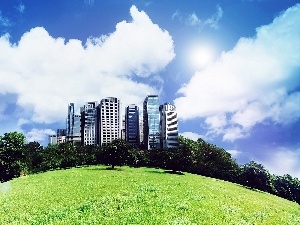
<box><xmin>160</xmin><ymin>103</ymin><xmax>179</xmax><ymax>148</ymax></box>
<box><xmin>143</xmin><ymin>95</ymin><xmax>160</xmax><ymax>149</ymax></box>
<box><xmin>125</xmin><ymin>104</ymin><xmax>140</xmax><ymax>147</ymax></box>
<box><xmin>80</xmin><ymin>101</ymin><xmax>98</xmax><ymax>146</ymax></box>
<box><xmin>121</xmin><ymin>115</ymin><xmax>126</xmax><ymax>140</ymax></box>
<box><xmin>49</xmin><ymin>135</ymin><xmax>57</xmax><ymax>145</ymax></box>
<box><xmin>99</xmin><ymin>97</ymin><xmax>121</xmax><ymax>146</ymax></box>
<box><xmin>66</xmin><ymin>103</ymin><xmax>81</xmax><ymax>145</ymax></box>
<box><xmin>56</xmin><ymin>129</ymin><xmax>67</xmax><ymax>144</ymax></box>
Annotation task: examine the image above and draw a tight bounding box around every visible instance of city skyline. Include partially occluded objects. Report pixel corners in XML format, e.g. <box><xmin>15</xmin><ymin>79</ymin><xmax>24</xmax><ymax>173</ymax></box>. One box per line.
<box><xmin>0</xmin><ymin>1</ymin><xmax>299</xmax><ymax>177</ymax></box>
<box><xmin>51</xmin><ymin>95</ymin><xmax>178</xmax><ymax>150</ymax></box>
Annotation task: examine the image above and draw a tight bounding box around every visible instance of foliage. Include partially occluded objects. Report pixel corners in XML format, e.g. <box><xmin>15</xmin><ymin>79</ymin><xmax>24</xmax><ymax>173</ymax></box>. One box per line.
<box><xmin>0</xmin><ymin>166</ymin><xmax>299</xmax><ymax>224</ymax></box>
<box><xmin>273</xmin><ymin>174</ymin><xmax>300</xmax><ymax>203</ymax></box>
<box><xmin>101</xmin><ymin>139</ymin><xmax>131</xmax><ymax>169</ymax></box>
<box><xmin>192</xmin><ymin>138</ymin><xmax>240</xmax><ymax>182</ymax></box>
<box><xmin>239</xmin><ymin>161</ymin><xmax>274</xmax><ymax>193</ymax></box>
<box><xmin>0</xmin><ymin>132</ymin><xmax>26</xmax><ymax>182</ymax></box>
<box><xmin>23</xmin><ymin>141</ymin><xmax>44</xmax><ymax>173</ymax></box>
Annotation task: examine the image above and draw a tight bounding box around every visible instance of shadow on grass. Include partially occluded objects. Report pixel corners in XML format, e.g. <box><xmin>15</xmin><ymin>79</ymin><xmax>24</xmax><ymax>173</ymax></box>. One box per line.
<box><xmin>84</xmin><ymin>166</ymin><xmax>124</xmax><ymax>171</ymax></box>
<box><xmin>147</xmin><ymin>170</ymin><xmax>185</xmax><ymax>176</ymax></box>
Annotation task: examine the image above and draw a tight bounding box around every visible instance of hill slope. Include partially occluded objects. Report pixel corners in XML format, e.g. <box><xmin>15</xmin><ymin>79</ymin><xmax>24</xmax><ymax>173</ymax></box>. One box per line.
<box><xmin>0</xmin><ymin>166</ymin><xmax>299</xmax><ymax>224</ymax></box>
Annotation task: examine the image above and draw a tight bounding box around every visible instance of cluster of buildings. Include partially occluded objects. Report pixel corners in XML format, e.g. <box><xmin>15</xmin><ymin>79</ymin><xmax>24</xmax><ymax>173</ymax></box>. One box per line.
<box><xmin>49</xmin><ymin>95</ymin><xmax>179</xmax><ymax>149</ymax></box>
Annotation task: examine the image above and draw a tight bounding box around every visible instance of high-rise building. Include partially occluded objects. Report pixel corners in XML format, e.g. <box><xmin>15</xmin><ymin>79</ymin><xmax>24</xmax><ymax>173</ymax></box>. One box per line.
<box><xmin>56</xmin><ymin>129</ymin><xmax>67</xmax><ymax>144</ymax></box>
<box><xmin>143</xmin><ymin>95</ymin><xmax>160</xmax><ymax>149</ymax></box>
<box><xmin>80</xmin><ymin>101</ymin><xmax>98</xmax><ymax>146</ymax></box>
<box><xmin>49</xmin><ymin>135</ymin><xmax>57</xmax><ymax>145</ymax></box>
<box><xmin>66</xmin><ymin>103</ymin><xmax>81</xmax><ymax>145</ymax></box>
<box><xmin>125</xmin><ymin>104</ymin><xmax>140</xmax><ymax>147</ymax></box>
<box><xmin>160</xmin><ymin>103</ymin><xmax>179</xmax><ymax>148</ymax></box>
<box><xmin>121</xmin><ymin>115</ymin><xmax>126</xmax><ymax>140</ymax></box>
<box><xmin>99</xmin><ymin>97</ymin><xmax>121</xmax><ymax>146</ymax></box>
<box><xmin>139</xmin><ymin>119</ymin><xmax>144</xmax><ymax>146</ymax></box>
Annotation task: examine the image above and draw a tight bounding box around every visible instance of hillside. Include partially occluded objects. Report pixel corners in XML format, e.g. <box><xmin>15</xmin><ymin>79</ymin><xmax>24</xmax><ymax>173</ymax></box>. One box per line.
<box><xmin>0</xmin><ymin>166</ymin><xmax>299</xmax><ymax>224</ymax></box>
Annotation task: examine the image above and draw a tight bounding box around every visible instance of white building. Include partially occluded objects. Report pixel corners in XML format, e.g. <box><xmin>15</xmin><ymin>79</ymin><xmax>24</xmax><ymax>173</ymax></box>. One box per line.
<box><xmin>99</xmin><ymin>97</ymin><xmax>121</xmax><ymax>146</ymax></box>
<box><xmin>159</xmin><ymin>103</ymin><xmax>179</xmax><ymax>148</ymax></box>
<box><xmin>49</xmin><ymin>135</ymin><xmax>57</xmax><ymax>145</ymax></box>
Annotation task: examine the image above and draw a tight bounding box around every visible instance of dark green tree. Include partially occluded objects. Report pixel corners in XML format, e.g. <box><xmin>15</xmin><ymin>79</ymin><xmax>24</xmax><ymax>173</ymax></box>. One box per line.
<box><xmin>102</xmin><ymin>139</ymin><xmax>131</xmax><ymax>169</ymax></box>
<box><xmin>0</xmin><ymin>132</ymin><xmax>26</xmax><ymax>182</ymax></box>
<box><xmin>273</xmin><ymin>174</ymin><xmax>300</xmax><ymax>204</ymax></box>
<box><xmin>24</xmin><ymin>141</ymin><xmax>44</xmax><ymax>173</ymax></box>
<box><xmin>239</xmin><ymin>161</ymin><xmax>274</xmax><ymax>192</ymax></box>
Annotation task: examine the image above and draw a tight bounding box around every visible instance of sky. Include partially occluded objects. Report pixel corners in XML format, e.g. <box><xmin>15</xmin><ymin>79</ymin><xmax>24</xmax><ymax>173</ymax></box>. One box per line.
<box><xmin>0</xmin><ymin>0</ymin><xmax>299</xmax><ymax>178</ymax></box>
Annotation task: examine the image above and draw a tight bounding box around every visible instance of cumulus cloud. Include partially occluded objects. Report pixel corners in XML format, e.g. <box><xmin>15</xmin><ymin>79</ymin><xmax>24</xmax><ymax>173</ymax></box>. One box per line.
<box><xmin>174</xmin><ymin>4</ymin><xmax>300</xmax><ymax>142</ymax></box>
<box><xmin>258</xmin><ymin>147</ymin><xmax>300</xmax><ymax>178</ymax></box>
<box><xmin>180</xmin><ymin>131</ymin><xmax>205</xmax><ymax>141</ymax></box>
<box><xmin>26</xmin><ymin>128</ymin><xmax>56</xmax><ymax>143</ymax></box>
<box><xmin>0</xmin><ymin>5</ymin><xmax>175</xmax><ymax>125</ymax></box>
<box><xmin>226</xmin><ymin>149</ymin><xmax>242</xmax><ymax>158</ymax></box>
<box><xmin>172</xmin><ymin>5</ymin><xmax>223</xmax><ymax>30</ymax></box>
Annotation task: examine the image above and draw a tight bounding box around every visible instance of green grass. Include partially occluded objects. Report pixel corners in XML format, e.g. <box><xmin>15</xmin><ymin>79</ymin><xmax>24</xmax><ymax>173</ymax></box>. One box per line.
<box><xmin>0</xmin><ymin>166</ymin><xmax>299</xmax><ymax>225</ymax></box>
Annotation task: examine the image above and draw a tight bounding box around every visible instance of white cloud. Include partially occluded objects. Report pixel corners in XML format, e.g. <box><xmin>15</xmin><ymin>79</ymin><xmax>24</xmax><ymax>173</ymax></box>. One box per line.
<box><xmin>174</xmin><ymin>4</ymin><xmax>300</xmax><ymax>142</ymax></box>
<box><xmin>258</xmin><ymin>147</ymin><xmax>300</xmax><ymax>178</ymax></box>
<box><xmin>84</xmin><ymin>0</ymin><xmax>94</xmax><ymax>7</ymax></box>
<box><xmin>0</xmin><ymin>11</ymin><xmax>12</xmax><ymax>27</ymax></box>
<box><xmin>0</xmin><ymin>5</ymin><xmax>175</xmax><ymax>124</ymax></box>
<box><xmin>26</xmin><ymin>128</ymin><xmax>56</xmax><ymax>143</ymax></box>
<box><xmin>16</xmin><ymin>3</ymin><xmax>25</xmax><ymax>13</ymax></box>
<box><xmin>226</xmin><ymin>149</ymin><xmax>242</xmax><ymax>158</ymax></box>
<box><xmin>180</xmin><ymin>131</ymin><xmax>205</xmax><ymax>141</ymax></box>
<box><xmin>182</xmin><ymin>5</ymin><xmax>223</xmax><ymax>30</ymax></box>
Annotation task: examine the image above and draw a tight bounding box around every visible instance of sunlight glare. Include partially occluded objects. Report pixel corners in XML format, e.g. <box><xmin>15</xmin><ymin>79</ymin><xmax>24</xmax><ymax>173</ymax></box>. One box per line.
<box><xmin>189</xmin><ymin>45</ymin><xmax>215</xmax><ymax>70</ymax></box>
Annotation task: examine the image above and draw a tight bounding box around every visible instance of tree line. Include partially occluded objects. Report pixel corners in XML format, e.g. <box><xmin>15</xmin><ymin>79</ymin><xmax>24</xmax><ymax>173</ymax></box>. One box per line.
<box><xmin>0</xmin><ymin>131</ymin><xmax>299</xmax><ymax>204</ymax></box>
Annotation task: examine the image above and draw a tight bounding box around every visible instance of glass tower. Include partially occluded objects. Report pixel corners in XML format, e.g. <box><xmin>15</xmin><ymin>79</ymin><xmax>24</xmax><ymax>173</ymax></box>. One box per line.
<box><xmin>80</xmin><ymin>102</ymin><xmax>98</xmax><ymax>146</ymax></box>
<box><xmin>125</xmin><ymin>104</ymin><xmax>140</xmax><ymax>147</ymax></box>
<box><xmin>66</xmin><ymin>103</ymin><xmax>81</xmax><ymax>144</ymax></box>
<box><xmin>143</xmin><ymin>95</ymin><xmax>160</xmax><ymax>149</ymax></box>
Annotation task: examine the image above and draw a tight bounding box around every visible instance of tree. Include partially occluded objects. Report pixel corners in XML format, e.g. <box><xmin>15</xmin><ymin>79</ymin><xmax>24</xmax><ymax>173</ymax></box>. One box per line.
<box><xmin>196</xmin><ymin>139</ymin><xmax>239</xmax><ymax>182</ymax></box>
<box><xmin>24</xmin><ymin>141</ymin><xmax>44</xmax><ymax>173</ymax></box>
<box><xmin>102</xmin><ymin>139</ymin><xmax>130</xmax><ymax>169</ymax></box>
<box><xmin>239</xmin><ymin>161</ymin><xmax>274</xmax><ymax>193</ymax></box>
<box><xmin>0</xmin><ymin>132</ymin><xmax>26</xmax><ymax>182</ymax></box>
<box><xmin>273</xmin><ymin>174</ymin><xmax>300</xmax><ymax>204</ymax></box>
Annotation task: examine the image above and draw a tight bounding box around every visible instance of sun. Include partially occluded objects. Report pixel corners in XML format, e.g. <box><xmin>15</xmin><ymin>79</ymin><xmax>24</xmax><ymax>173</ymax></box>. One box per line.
<box><xmin>188</xmin><ymin>44</ymin><xmax>215</xmax><ymax>70</ymax></box>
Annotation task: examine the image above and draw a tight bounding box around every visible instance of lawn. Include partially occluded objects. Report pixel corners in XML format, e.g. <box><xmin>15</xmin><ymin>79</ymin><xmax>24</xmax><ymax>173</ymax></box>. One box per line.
<box><xmin>0</xmin><ymin>166</ymin><xmax>299</xmax><ymax>224</ymax></box>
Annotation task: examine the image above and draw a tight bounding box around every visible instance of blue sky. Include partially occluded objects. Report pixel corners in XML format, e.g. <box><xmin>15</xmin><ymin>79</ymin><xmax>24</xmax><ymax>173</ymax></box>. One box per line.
<box><xmin>0</xmin><ymin>0</ymin><xmax>299</xmax><ymax>177</ymax></box>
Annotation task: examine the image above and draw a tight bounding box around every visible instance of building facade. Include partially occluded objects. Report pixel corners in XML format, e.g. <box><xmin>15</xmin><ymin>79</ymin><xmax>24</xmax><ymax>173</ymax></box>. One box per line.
<box><xmin>49</xmin><ymin>134</ymin><xmax>57</xmax><ymax>145</ymax></box>
<box><xmin>143</xmin><ymin>95</ymin><xmax>160</xmax><ymax>149</ymax></box>
<box><xmin>99</xmin><ymin>97</ymin><xmax>121</xmax><ymax>146</ymax></box>
<box><xmin>80</xmin><ymin>102</ymin><xmax>98</xmax><ymax>146</ymax></box>
<box><xmin>159</xmin><ymin>103</ymin><xmax>179</xmax><ymax>148</ymax></box>
<box><xmin>66</xmin><ymin>103</ymin><xmax>81</xmax><ymax>145</ymax></box>
<box><xmin>125</xmin><ymin>104</ymin><xmax>140</xmax><ymax>147</ymax></box>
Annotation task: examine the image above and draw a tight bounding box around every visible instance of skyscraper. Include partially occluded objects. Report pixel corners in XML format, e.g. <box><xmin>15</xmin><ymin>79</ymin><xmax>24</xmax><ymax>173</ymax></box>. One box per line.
<box><xmin>66</xmin><ymin>103</ymin><xmax>81</xmax><ymax>145</ymax></box>
<box><xmin>125</xmin><ymin>104</ymin><xmax>140</xmax><ymax>147</ymax></box>
<box><xmin>143</xmin><ymin>95</ymin><xmax>160</xmax><ymax>149</ymax></box>
<box><xmin>99</xmin><ymin>97</ymin><xmax>121</xmax><ymax>146</ymax></box>
<box><xmin>56</xmin><ymin>129</ymin><xmax>67</xmax><ymax>144</ymax></box>
<box><xmin>80</xmin><ymin>101</ymin><xmax>98</xmax><ymax>146</ymax></box>
<box><xmin>160</xmin><ymin>103</ymin><xmax>179</xmax><ymax>148</ymax></box>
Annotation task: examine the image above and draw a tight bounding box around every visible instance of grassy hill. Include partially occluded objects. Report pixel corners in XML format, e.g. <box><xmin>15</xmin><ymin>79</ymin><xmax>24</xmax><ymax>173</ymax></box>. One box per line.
<box><xmin>0</xmin><ymin>166</ymin><xmax>299</xmax><ymax>225</ymax></box>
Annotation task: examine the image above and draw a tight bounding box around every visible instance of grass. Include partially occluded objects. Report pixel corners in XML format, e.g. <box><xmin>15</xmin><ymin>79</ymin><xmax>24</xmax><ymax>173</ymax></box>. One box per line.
<box><xmin>0</xmin><ymin>166</ymin><xmax>299</xmax><ymax>224</ymax></box>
